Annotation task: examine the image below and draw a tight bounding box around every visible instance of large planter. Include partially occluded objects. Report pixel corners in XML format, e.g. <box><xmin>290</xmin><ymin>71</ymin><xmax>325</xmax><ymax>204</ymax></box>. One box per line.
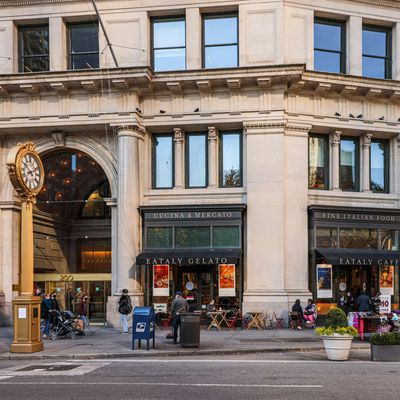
<box><xmin>371</xmin><ymin>345</ymin><xmax>400</xmax><ymax>361</ymax></box>
<box><xmin>321</xmin><ymin>334</ymin><xmax>354</xmax><ymax>361</ymax></box>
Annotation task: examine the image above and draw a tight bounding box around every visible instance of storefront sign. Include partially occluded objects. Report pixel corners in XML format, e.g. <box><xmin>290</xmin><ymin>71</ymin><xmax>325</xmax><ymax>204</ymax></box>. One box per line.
<box><xmin>315</xmin><ymin>211</ymin><xmax>400</xmax><ymax>223</ymax></box>
<box><xmin>153</xmin><ymin>265</ymin><xmax>169</xmax><ymax>296</ymax></box>
<box><xmin>145</xmin><ymin>211</ymin><xmax>241</xmax><ymax>221</ymax></box>
<box><xmin>145</xmin><ymin>257</ymin><xmax>229</xmax><ymax>265</ymax></box>
<box><xmin>379</xmin><ymin>295</ymin><xmax>391</xmax><ymax>314</ymax></box>
<box><xmin>339</xmin><ymin>258</ymin><xmax>400</xmax><ymax>266</ymax></box>
<box><xmin>153</xmin><ymin>303</ymin><xmax>167</xmax><ymax>313</ymax></box>
<box><xmin>218</xmin><ymin>264</ymin><xmax>235</xmax><ymax>297</ymax></box>
<box><xmin>317</xmin><ymin>264</ymin><xmax>332</xmax><ymax>298</ymax></box>
<box><xmin>380</xmin><ymin>266</ymin><xmax>394</xmax><ymax>296</ymax></box>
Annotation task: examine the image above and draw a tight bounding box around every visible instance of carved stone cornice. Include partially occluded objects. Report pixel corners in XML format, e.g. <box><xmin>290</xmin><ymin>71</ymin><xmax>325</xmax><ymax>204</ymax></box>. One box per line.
<box><xmin>362</xmin><ymin>133</ymin><xmax>373</xmax><ymax>149</ymax></box>
<box><xmin>243</xmin><ymin>121</ymin><xmax>287</xmax><ymax>130</ymax></box>
<box><xmin>173</xmin><ymin>128</ymin><xmax>184</xmax><ymax>142</ymax></box>
<box><xmin>112</xmin><ymin>123</ymin><xmax>145</xmax><ymax>140</ymax></box>
<box><xmin>330</xmin><ymin>130</ymin><xmax>342</xmax><ymax>147</ymax></box>
<box><xmin>285</xmin><ymin>123</ymin><xmax>312</xmax><ymax>132</ymax></box>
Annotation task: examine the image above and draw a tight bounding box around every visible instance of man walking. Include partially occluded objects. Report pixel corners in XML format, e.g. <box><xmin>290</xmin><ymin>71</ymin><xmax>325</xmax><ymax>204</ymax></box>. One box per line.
<box><xmin>171</xmin><ymin>291</ymin><xmax>189</xmax><ymax>344</ymax></box>
<box><xmin>118</xmin><ymin>289</ymin><xmax>132</xmax><ymax>334</ymax></box>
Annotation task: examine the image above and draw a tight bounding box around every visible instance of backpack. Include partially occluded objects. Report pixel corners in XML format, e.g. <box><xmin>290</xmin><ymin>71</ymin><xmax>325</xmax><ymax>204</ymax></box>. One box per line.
<box><xmin>118</xmin><ymin>295</ymin><xmax>132</xmax><ymax>314</ymax></box>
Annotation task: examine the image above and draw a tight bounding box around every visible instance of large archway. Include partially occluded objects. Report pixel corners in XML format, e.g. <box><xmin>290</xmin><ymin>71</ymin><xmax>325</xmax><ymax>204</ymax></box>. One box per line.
<box><xmin>33</xmin><ymin>149</ymin><xmax>112</xmax><ymax>324</ymax></box>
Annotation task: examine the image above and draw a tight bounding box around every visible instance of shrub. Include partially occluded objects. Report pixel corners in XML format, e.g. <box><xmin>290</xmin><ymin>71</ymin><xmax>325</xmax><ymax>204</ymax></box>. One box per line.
<box><xmin>325</xmin><ymin>308</ymin><xmax>348</xmax><ymax>328</ymax></box>
<box><xmin>316</xmin><ymin>326</ymin><xmax>358</xmax><ymax>337</ymax></box>
<box><xmin>370</xmin><ymin>332</ymin><xmax>400</xmax><ymax>345</ymax></box>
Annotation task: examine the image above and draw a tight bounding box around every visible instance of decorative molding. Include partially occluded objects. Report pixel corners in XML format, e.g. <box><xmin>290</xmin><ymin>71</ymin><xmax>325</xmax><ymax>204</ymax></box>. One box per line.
<box><xmin>112</xmin><ymin>123</ymin><xmax>145</xmax><ymax>139</ymax></box>
<box><xmin>243</xmin><ymin>121</ymin><xmax>286</xmax><ymax>130</ymax></box>
<box><xmin>51</xmin><ymin>131</ymin><xmax>65</xmax><ymax>147</ymax></box>
<box><xmin>362</xmin><ymin>133</ymin><xmax>373</xmax><ymax>149</ymax></box>
<box><xmin>208</xmin><ymin>126</ymin><xmax>217</xmax><ymax>140</ymax></box>
<box><xmin>173</xmin><ymin>128</ymin><xmax>183</xmax><ymax>141</ymax></box>
<box><xmin>330</xmin><ymin>130</ymin><xmax>342</xmax><ymax>147</ymax></box>
<box><xmin>285</xmin><ymin>123</ymin><xmax>312</xmax><ymax>132</ymax></box>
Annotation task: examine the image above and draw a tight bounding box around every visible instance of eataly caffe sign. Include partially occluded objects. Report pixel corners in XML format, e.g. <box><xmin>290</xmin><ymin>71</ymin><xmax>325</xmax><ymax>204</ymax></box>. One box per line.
<box><xmin>339</xmin><ymin>258</ymin><xmax>400</xmax><ymax>266</ymax></box>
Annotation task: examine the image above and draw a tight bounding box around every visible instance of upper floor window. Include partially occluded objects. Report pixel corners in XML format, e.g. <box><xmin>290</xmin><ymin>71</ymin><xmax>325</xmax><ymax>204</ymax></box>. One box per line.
<box><xmin>220</xmin><ymin>131</ymin><xmax>242</xmax><ymax>187</ymax></box>
<box><xmin>308</xmin><ymin>135</ymin><xmax>329</xmax><ymax>190</ymax></box>
<box><xmin>69</xmin><ymin>23</ymin><xmax>99</xmax><ymax>70</ymax></box>
<box><xmin>362</xmin><ymin>25</ymin><xmax>392</xmax><ymax>79</ymax></box>
<box><xmin>370</xmin><ymin>139</ymin><xmax>389</xmax><ymax>193</ymax></box>
<box><xmin>152</xmin><ymin>17</ymin><xmax>186</xmax><ymax>71</ymax></box>
<box><xmin>18</xmin><ymin>25</ymin><xmax>49</xmax><ymax>72</ymax></box>
<box><xmin>340</xmin><ymin>137</ymin><xmax>359</xmax><ymax>191</ymax></box>
<box><xmin>186</xmin><ymin>133</ymin><xmax>207</xmax><ymax>188</ymax></box>
<box><xmin>314</xmin><ymin>18</ymin><xmax>345</xmax><ymax>74</ymax></box>
<box><xmin>203</xmin><ymin>14</ymin><xmax>238</xmax><ymax>69</ymax></box>
<box><xmin>152</xmin><ymin>134</ymin><xmax>174</xmax><ymax>189</ymax></box>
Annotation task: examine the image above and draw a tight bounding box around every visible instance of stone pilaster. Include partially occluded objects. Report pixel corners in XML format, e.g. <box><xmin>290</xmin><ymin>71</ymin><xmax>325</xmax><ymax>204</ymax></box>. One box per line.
<box><xmin>173</xmin><ymin>128</ymin><xmax>184</xmax><ymax>189</ymax></box>
<box><xmin>348</xmin><ymin>16</ymin><xmax>362</xmax><ymax>76</ymax></box>
<box><xmin>330</xmin><ymin>130</ymin><xmax>341</xmax><ymax>191</ymax></box>
<box><xmin>362</xmin><ymin>133</ymin><xmax>373</xmax><ymax>192</ymax></box>
<box><xmin>208</xmin><ymin>127</ymin><xmax>218</xmax><ymax>188</ymax></box>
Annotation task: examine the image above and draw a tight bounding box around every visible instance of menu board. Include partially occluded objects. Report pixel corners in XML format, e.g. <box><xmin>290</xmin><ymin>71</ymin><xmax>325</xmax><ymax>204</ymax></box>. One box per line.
<box><xmin>218</xmin><ymin>264</ymin><xmax>235</xmax><ymax>297</ymax></box>
<box><xmin>153</xmin><ymin>265</ymin><xmax>169</xmax><ymax>296</ymax></box>
<box><xmin>317</xmin><ymin>264</ymin><xmax>332</xmax><ymax>298</ymax></box>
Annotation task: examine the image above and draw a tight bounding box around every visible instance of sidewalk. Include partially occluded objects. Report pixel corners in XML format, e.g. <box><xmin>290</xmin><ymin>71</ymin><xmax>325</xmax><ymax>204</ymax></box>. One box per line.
<box><xmin>0</xmin><ymin>326</ymin><xmax>370</xmax><ymax>360</ymax></box>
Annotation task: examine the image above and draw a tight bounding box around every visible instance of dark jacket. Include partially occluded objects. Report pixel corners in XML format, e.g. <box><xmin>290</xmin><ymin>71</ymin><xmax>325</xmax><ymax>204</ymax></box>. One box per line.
<box><xmin>118</xmin><ymin>294</ymin><xmax>132</xmax><ymax>315</ymax></box>
<box><xmin>41</xmin><ymin>298</ymin><xmax>52</xmax><ymax>319</ymax></box>
<box><xmin>171</xmin><ymin>296</ymin><xmax>189</xmax><ymax>317</ymax></box>
<box><xmin>51</xmin><ymin>297</ymin><xmax>60</xmax><ymax>311</ymax></box>
<box><xmin>292</xmin><ymin>302</ymin><xmax>303</xmax><ymax>317</ymax></box>
<box><xmin>356</xmin><ymin>293</ymin><xmax>371</xmax><ymax>312</ymax></box>
<box><xmin>77</xmin><ymin>299</ymin><xmax>88</xmax><ymax>316</ymax></box>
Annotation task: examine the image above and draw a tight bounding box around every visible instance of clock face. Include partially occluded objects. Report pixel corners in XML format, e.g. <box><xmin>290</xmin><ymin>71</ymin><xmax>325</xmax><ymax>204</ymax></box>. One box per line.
<box><xmin>21</xmin><ymin>153</ymin><xmax>42</xmax><ymax>191</ymax></box>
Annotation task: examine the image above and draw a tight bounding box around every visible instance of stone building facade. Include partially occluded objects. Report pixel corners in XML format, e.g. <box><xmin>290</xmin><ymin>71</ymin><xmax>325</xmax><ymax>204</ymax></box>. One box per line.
<box><xmin>0</xmin><ymin>0</ymin><xmax>400</xmax><ymax>326</ymax></box>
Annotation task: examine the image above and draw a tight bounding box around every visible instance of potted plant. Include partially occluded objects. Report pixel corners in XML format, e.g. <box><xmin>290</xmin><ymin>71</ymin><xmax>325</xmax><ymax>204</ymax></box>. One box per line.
<box><xmin>316</xmin><ymin>307</ymin><xmax>358</xmax><ymax>361</ymax></box>
<box><xmin>370</xmin><ymin>332</ymin><xmax>400</xmax><ymax>361</ymax></box>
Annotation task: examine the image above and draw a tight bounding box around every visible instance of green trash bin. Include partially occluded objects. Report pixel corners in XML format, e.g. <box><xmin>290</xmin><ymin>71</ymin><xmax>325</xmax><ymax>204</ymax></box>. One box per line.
<box><xmin>180</xmin><ymin>313</ymin><xmax>201</xmax><ymax>347</ymax></box>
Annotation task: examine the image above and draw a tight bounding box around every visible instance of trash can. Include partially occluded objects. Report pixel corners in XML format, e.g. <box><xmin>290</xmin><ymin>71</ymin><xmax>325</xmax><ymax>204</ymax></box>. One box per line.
<box><xmin>132</xmin><ymin>306</ymin><xmax>155</xmax><ymax>350</ymax></box>
<box><xmin>180</xmin><ymin>313</ymin><xmax>201</xmax><ymax>348</ymax></box>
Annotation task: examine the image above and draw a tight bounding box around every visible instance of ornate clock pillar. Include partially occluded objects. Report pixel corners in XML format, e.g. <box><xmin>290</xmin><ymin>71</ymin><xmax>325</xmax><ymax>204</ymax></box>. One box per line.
<box><xmin>7</xmin><ymin>142</ymin><xmax>44</xmax><ymax>353</ymax></box>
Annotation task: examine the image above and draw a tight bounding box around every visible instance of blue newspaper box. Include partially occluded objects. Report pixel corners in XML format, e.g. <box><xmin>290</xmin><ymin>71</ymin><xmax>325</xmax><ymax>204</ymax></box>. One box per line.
<box><xmin>132</xmin><ymin>306</ymin><xmax>155</xmax><ymax>350</ymax></box>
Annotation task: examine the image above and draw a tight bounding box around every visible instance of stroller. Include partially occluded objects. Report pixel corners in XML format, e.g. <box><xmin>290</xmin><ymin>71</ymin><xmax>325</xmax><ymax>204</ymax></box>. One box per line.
<box><xmin>50</xmin><ymin>310</ymin><xmax>83</xmax><ymax>340</ymax></box>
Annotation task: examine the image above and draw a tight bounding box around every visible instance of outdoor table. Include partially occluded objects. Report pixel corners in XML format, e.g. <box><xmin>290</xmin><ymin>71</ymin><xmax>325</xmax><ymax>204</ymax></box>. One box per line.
<box><xmin>207</xmin><ymin>311</ymin><xmax>226</xmax><ymax>331</ymax></box>
<box><xmin>246</xmin><ymin>312</ymin><xmax>263</xmax><ymax>330</ymax></box>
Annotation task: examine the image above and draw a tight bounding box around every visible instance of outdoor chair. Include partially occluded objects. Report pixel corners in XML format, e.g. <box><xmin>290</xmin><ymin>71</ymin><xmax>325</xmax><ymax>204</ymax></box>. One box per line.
<box><xmin>262</xmin><ymin>312</ymin><xmax>274</xmax><ymax>330</ymax></box>
<box><xmin>289</xmin><ymin>312</ymin><xmax>302</xmax><ymax>329</ymax></box>
<box><xmin>225</xmin><ymin>309</ymin><xmax>241</xmax><ymax>330</ymax></box>
<box><xmin>272</xmin><ymin>312</ymin><xmax>285</xmax><ymax>329</ymax></box>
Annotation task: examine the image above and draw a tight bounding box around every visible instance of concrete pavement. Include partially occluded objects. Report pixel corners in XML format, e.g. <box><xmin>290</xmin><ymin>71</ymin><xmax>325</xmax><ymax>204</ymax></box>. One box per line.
<box><xmin>0</xmin><ymin>325</ymin><xmax>370</xmax><ymax>360</ymax></box>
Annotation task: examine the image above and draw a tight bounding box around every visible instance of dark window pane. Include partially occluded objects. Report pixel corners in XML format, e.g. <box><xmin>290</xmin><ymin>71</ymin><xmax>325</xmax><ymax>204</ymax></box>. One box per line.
<box><xmin>340</xmin><ymin>138</ymin><xmax>358</xmax><ymax>191</ymax></box>
<box><xmin>362</xmin><ymin>56</ymin><xmax>386</xmax><ymax>78</ymax></box>
<box><xmin>71</xmin><ymin>53</ymin><xmax>99</xmax><ymax>70</ymax></box>
<box><xmin>146</xmin><ymin>227</ymin><xmax>173</xmax><ymax>249</ymax></box>
<box><xmin>204</xmin><ymin>16</ymin><xmax>237</xmax><ymax>46</ymax></box>
<box><xmin>205</xmin><ymin>45</ymin><xmax>238</xmax><ymax>68</ymax></box>
<box><xmin>188</xmin><ymin>134</ymin><xmax>207</xmax><ymax>187</ymax></box>
<box><xmin>221</xmin><ymin>132</ymin><xmax>241</xmax><ymax>187</ymax></box>
<box><xmin>314</xmin><ymin>22</ymin><xmax>342</xmax><ymax>51</ymax></box>
<box><xmin>70</xmin><ymin>25</ymin><xmax>99</xmax><ymax>53</ymax></box>
<box><xmin>309</xmin><ymin>136</ymin><xmax>327</xmax><ymax>189</ymax></box>
<box><xmin>316</xmin><ymin>227</ymin><xmax>338</xmax><ymax>248</ymax></box>
<box><xmin>175</xmin><ymin>227</ymin><xmax>210</xmax><ymax>248</ymax></box>
<box><xmin>154</xmin><ymin>48</ymin><xmax>186</xmax><ymax>71</ymax></box>
<box><xmin>370</xmin><ymin>140</ymin><xmax>387</xmax><ymax>193</ymax></box>
<box><xmin>22</xmin><ymin>56</ymin><xmax>49</xmax><ymax>72</ymax></box>
<box><xmin>153</xmin><ymin>19</ymin><xmax>185</xmax><ymax>48</ymax></box>
<box><xmin>21</xmin><ymin>26</ymin><xmax>49</xmax><ymax>55</ymax></box>
<box><xmin>153</xmin><ymin>136</ymin><xmax>173</xmax><ymax>188</ymax></box>
<box><xmin>314</xmin><ymin>50</ymin><xmax>341</xmax><ymax>73</ymax></box>
<box><xmin>213</xmin><ymin>226</ymin><xmax>240</xmax><ymax>248</ymax></box>
<box><xmin>339</xmin><ymin>228</ymin><xmax>378</xmax><ymax>249</ymax></box>
<box><xmin>380</xmin><ymin>229</ymin><xmax>398</xmax><ymax>251</ymax></box>
<box><xmin>363</xmin><ymin>29</ymin><xmax>387</xmax><ymax>57</ymax></box>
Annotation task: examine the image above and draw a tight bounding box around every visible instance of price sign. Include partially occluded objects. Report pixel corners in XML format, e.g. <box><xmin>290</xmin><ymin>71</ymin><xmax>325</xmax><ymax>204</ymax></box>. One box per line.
<box><xmin>379</xmin><ymin>295</ymin><xmax>391</xmax><ymax>314</ymax></box>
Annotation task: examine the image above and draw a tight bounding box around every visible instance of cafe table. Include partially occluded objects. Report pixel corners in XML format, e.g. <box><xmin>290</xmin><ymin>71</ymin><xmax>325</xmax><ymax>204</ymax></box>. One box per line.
<box><xmin>246</xmin><ymin>312</ymin><xmax>263</xmax><ymax>330</ymax></box>
<box><xmin>207</xmin><ymin>310</ymin><xmax>229</xmax><ymax>331</ymax></box>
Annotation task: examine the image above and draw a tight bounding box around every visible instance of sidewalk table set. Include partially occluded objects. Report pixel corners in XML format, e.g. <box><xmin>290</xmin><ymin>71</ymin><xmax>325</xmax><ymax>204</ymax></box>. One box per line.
<box><xmin>207</xmin><ymin>310</ymin><xmax>230</xmax><ymax>331</ymax></box>
<box><xmin>246</xmin><ymin>311</ymin><xmax>264</xmax><ymax>330</ymax></box>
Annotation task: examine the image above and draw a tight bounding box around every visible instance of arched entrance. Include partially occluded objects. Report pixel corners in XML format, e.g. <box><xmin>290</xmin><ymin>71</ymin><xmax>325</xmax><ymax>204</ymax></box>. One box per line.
<box><xmin>33</xmin><ymin>149</ymin><xmax>112</xmax><ymax>324</ymax></box>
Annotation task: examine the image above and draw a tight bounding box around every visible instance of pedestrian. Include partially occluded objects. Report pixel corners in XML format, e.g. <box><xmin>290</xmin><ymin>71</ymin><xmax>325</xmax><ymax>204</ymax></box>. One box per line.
<box><xmin>41</xmin><ymin>294</ymin><xmax>52</xmax><ymax>338</ymax></box>
<box><xmin>291</xmin><ymin>299</ymin><xmax>303</xmax><ymax>330</ymax></box>
<box><xmin>49</xmin><ymin>292</ymin><xmax>61</xmax><ymax>329</ymax></box>
<box><xmin>303</xmin><ymin>299</ymin><xmax>317</xmax><ymax>327</ymax></box>
<box><xmin>171</xmin><ymin>291</ymin><xmax>189</xmax><ymax>344</ymax></box>
<box><xmin>370</xmin><ymin>291</ymin><xmax>381</xmax><ymax>314</ymax></box>
<box><xmin>77</xmin><ymin>294</ymin><xmax>89</xmax><ymax>328</ymax></box>
<box><xmin>345</xmin><ymin>292</ymin><xmax>355</xmax><ymax>315</ymax></box>
<box><xmin>356</xmin><ymin>291</ymin><xmax>370</xmax><ymax>312</ymax></box>
<box><xmin>118</xmin><ymin>289</ymin><xmax>132</xmax><ymax>334</ymax></box>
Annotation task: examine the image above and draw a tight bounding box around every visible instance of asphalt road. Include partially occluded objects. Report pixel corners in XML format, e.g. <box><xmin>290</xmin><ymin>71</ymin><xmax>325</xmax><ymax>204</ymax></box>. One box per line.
<box><xmin>0</xmin><ymin>351</ymin><xmax>398</xmax><ymax>400</ymax></box>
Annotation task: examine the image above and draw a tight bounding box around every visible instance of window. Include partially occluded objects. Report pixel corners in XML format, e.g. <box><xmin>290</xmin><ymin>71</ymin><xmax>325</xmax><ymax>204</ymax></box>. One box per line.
<box><xmin>220</xmin><ymin>131</ymin><xmax>242</xmax><ymax>187</ymax></box>
<box><xmin>203</xmin><ymin>14</ymin><xmax>238</xmax><ymax>68</ymax></box>
<box><xmin>212</xmin><ymin>226</ymin><xmax>240</xmax><ymax>248</ymax></box>
<box><xmin>340</xmin><ymin>137</ymin><xmax>359</xmax><ymax>191</ymax></box>
<box><xmin>146</xmin><ymin>227</ymin><xmax>173</xmax><ymax>249</ymax></box>
<box><xmin>18</xmin><ymin>25</ymin><xmax>49</xmax><ymax>72</ymax></box>
<box><xmin>362</xmin><ymin>25</ymin><xmax>392</xmax><ymax>79</ymax></box>
<box><xmin>175</xmin><ymin>227</ymin><xmax>210</xmax><ymax>248</ymax></box>
<box><xmin>186</xmin><ymin>133</ymin><xmax>207</xmax><ymax>188</ymax></box>
<box><xmin>152</xmin><ymin>135</ymin><xmax>174</xmax><ymax>189</ymax></box>
<box><xmin>152</xmin><ymin>17</ymin><xmax>186</xmax><ymax>71</ymax></box>
<box><xmin>379</xmin><ymin>229</ymin><xmax>398</xmax><ymax>251</ymax></box>
<box><xmin>69</xmin><ymin>23</ymin><xmax>99</xmax><ymax>70</ymax></box>
<box><xmin>339</xmin><ymin>228</ymin><xmax>378</xmax><ymax>249</ymax></box>
<box><xmin>314</xmin><ymin>18</ymin><xmax>345</xmax><ymax>74</ymax></box>
<box><xmin>316</xmin><ymin>227</ymin><xmax>338</xmax><ymax>248</ymax></box>
<box><xmin>370</xmin><ymin>139</ymin><xmax>389</xmax><ymax>193</ymax></box>
<box><xmin>308</xmin><ymin>135</ymin><xmax>329</xmax><ymax>189</ymax></box>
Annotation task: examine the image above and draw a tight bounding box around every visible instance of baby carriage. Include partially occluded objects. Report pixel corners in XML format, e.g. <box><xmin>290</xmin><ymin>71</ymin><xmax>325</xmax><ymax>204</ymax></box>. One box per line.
<box><xmin>50</xmin><ymin>310</ymin><xmax>82</xmax><ymax>340</ymax></box>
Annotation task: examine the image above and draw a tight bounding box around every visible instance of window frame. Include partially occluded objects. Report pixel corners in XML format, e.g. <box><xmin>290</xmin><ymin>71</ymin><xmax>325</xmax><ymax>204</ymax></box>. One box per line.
<box><xmin>151</xmin><ymin>133</ymin><xmax>175</xmax><ymax>190</ymax></box>
<box><xmin>339</xmin><ymin>136</ymin><xmax>360</xmax><ymax>192</ymax></box>
<box><xmin>370</xmin><ymin>138</ymin><xmax>390</xmax><ymax>193</ymax></box>
<box><xmin>18</xmin><ymin>24</ymin><xmax>50</xmax><ymax>73</ymax></box>
<box><xmin>68</xmin><ymin>21</ymin><xmax>99</xmax><ymax>70</ymax></box>
<box><xmin>219</xmin><ymin>130</ymin><xmax>243</xmax><ymax>188</ymax></box>
<box><xmin>202</xmin><ymin>12</ymin><xmax>239</xmax><ymax>69</ymax></box>
<box><xmin>150</xmin><ymin>15</ymin><xmax>186</xmax><ymax>72</ymax></box>
<box><xmin>185</xmin><ymin>132</ymin><xmax>208</xmax><ymax>189</ymax></box>
<box><xmin>308</xmin><ymin>134</ymin><xmax>330</xmax><ymax>190</ymax></box>
<box><xmin>362</xmin><ymin>24</ymin><xmax>392</xmax><ymax>79</ymax></box>
<box><xmin>314</xmin><ymin>17</ymin><xmax>346</xmax><ymax>74</ymax></box>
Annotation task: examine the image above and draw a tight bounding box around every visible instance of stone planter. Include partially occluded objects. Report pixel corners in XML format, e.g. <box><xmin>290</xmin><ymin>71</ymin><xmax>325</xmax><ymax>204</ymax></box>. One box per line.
<box><xmin>371</xmin><ymin>345</ymin><xmax>400</xmax><ymax>362</ymax></box>
<box><xmin>321</xmin><ymin>334</ymin><xmax>354</xmax><ymax>361</ymax></box>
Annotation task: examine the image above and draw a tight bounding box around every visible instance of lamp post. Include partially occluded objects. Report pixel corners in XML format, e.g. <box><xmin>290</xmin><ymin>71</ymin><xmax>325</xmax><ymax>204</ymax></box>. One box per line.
<box><xmin>7</xmin><ymin>142</ymin><xmax>44</xmax><ymax>353</ymax></box>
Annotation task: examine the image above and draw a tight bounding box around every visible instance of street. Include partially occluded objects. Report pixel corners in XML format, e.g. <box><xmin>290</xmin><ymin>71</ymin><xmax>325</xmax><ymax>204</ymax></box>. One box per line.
<box><xmin>0</xmin><ymin>351</ymin><xmax>399</xmax><ymax>400</ymax></box>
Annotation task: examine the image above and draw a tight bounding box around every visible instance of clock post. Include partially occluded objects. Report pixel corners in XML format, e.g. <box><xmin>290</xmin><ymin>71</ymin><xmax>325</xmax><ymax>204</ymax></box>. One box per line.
<box><xmin>7</xmin><ymin>142</ymin><xmax>44</xmax><ymax>353</ymax></box>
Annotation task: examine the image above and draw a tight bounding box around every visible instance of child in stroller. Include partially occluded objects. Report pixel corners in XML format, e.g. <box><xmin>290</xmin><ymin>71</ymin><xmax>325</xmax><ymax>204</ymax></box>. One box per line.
<box><xmin>49</xmin><ymin>310</ymin><xmax>83</xmax><ymax>340</ymax></box>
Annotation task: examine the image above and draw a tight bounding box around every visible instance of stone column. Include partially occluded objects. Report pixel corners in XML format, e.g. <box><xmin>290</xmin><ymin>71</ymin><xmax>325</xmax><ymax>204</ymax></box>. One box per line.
<box><xmin>362</xmin><ymin>133</ymin><xmax>373</xmax><ymax>192</ymax></box>
<box><xmin>104</xmin><ymin>198</ymin><xmax>118</xmax><ymax>293</ymax></box>
<box><xmin>348</xmin><ymin>16</ymin><xmax>362</xmax><ymax>76</ymax></box>
<box><xmin>49</xmin><ymin>17</ymin><xmax>66</xmax><ymax>71</ymax></box>
<box><xmin>173</xmin><ymin>128</ymin><xmax>184</xmax><ymax>189</ymax></box>
<box><xmin>330</xmin><ymin>130</ymin><xmax>341</xmax><ymax>191</ymax></box>
<box><xmin>208</xmin><ymin>127</ymin><xmax>218</xmax><ymax>188</ymax></box>
<box><xmin>393</xmin><ymin>23</ymin><xmax>400</xmax><ymax>80</ymax></box>
<box><xmin>186</xmin><ymin>8</ymin><xmax>201</xmax><ymax>69</ymax></box>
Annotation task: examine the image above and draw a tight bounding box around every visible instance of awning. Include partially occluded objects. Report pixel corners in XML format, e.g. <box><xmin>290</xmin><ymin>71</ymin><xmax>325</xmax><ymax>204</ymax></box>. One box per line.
<box><xmin>136</xmin><ymin>249</ymin><xmax>241</xmax><ymax>266</ymax></box>
<box><xmin>315</xmin><ymin>248</ymin><xmax>400</xmax><ymax>266</ymax></box>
